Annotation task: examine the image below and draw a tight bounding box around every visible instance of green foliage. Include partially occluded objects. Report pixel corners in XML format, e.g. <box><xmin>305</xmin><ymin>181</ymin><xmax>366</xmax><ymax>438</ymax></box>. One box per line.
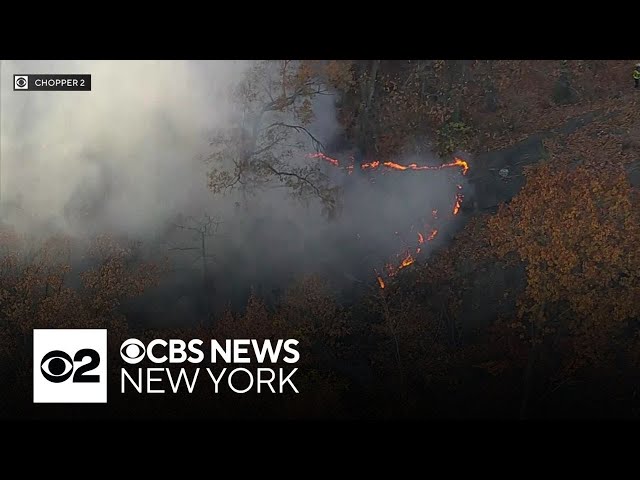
<box><xmin>436</xmin><ymin>121</ymin><xmax>473</xmax><ymax>156</ymax></box>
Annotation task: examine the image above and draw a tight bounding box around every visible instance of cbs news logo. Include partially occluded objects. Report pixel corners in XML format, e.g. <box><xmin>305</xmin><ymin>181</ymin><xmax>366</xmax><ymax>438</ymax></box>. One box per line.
<box><xmin>33</xmin><ymin>329</ymin><xmax>107</xmax><ymax>403</ymax></box>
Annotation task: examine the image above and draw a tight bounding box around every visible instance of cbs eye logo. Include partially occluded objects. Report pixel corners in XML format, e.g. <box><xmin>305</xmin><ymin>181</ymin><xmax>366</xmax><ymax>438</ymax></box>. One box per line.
<box><xmin>120</xmin><ymin>339</ymin><xmax>146</xmax><ymax>364</ymax></box>
<box><xmin>33</xmin><ymin>329</ymin><xmax>107</xmax><ymax>403</ymax></box>
<box><xmin>14</xmin><ymin>75</ymin><xmax>29</xmax><ymax>90</ymax></box>
<box><xmin>40</xmin><ymin>349</ymin><xmax>100</xmax><ymax>383</ymax></box>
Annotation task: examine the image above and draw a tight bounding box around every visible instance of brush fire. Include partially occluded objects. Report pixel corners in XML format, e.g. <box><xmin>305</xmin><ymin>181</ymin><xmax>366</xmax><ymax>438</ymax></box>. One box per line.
<box><xmin>308</xmin><ymin>152</ymin><xmax>470</xmax><ymax>289</ymax></box>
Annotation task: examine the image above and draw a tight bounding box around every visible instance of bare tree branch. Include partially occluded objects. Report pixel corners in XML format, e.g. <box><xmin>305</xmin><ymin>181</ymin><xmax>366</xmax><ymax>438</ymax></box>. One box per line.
<box><xmin>262</xmin><ymin>122</ymin><xmax>326</xmax><ymax>152</ymax></box>
<box><xmin>251</xmin><ymin>136</ymin><xmax>285</xmax><ymax>157</ymax></box>
<box><xmin>264</xmin><ymin>164</ymin><xmax>324</xmax><ymax>200</ymax></box>
<box><xmin>205</xmin><ymin>61</ymin><xmax>341</xmax><ymax>215</ymax></box>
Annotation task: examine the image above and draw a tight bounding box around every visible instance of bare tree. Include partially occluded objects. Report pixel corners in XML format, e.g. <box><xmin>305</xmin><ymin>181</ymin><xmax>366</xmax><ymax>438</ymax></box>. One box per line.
<box><xmin>206</xmin><ymin>60</ymin><xmax>348</xmax><ymax>217</ymax></box>
<box><xmin>167</xmin><ymin>214</ymin><xmax>222</xmax><ymax>300</ymax></box>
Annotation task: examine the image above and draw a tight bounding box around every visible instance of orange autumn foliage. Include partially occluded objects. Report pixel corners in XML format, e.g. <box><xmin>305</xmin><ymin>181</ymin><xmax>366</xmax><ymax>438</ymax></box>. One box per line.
<box><xmin>487</xmin><ymin>136</ymin><xmax>640</xmax><ymax>371</ymax></box>
<box><xmin>0</xmin><ymin>230</ymin><xmax>162</xmax><ymax>359</ymax></box>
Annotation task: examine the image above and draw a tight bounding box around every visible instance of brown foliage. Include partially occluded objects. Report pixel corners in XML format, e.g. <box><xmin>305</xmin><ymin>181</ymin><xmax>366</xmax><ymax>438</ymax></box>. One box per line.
<box><xmin>461</xmin><ymin>60</ymin><xmax>634</xmax><ymax>152</ymax></box>
<box><xmin>335</xmin><ymin>60</ymin><xmax>638</xmax><ymax>160</ymax></box>
<box><xmin>487</xmin><ymin>131</ymin><xmax>640</xmax><ymax>373</ymax></box>
<box><xmin>203</xmin><ymin>275</ymin><xmax>350</xmax><ymax>418</ymax></box>
<box><xmin>211</xmin><ymin>276</ymin><xmax>349</xmax><ymax>365</ymax></box>
<box><xmin>0</xmin><ymin>230</ymin><xmax>162</xmax><ymax>358</ymax></box>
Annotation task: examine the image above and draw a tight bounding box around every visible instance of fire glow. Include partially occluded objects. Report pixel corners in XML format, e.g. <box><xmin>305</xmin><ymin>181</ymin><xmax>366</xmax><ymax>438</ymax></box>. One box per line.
<box><xmin>308</xmin><ymin>153</ymin><xmax>469</xmax><ymax>177</ymax></box>
<box><xmin>399</xmin><ymin>254</ymin><xmax>415</xmax><ymax>269</ymax></box>
<box><xmin>307</xmin><ymin>152</ymin><xmax>340</xmax><ymax>167</ymax></box>
<box><xmin>307</xmin><ymin>151</ymin><xmax>470</xmax><ymax>287</ymax></box>
<box><xmin>453</xmin><ymin>193</ymin><xmax>464</xmax><ymax>216</ymax></box>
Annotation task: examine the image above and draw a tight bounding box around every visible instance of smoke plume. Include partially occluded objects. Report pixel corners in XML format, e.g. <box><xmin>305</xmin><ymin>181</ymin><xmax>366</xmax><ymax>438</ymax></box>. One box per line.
<box><xmin>0</xmin><ymin>60</ymin><xmax>469</xmax><ymax>323</ymax></box>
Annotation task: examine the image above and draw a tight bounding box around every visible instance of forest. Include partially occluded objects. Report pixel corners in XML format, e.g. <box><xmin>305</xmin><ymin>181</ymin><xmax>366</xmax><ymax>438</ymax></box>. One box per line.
<box><xmin>1</xmin><ymin>60</ymin><xmax>639</xmax><ymax>419</ymax></box>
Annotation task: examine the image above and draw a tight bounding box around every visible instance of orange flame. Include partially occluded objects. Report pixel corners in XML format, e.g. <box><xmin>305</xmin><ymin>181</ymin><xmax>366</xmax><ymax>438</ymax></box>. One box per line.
<box><xmin>374</xmin><ymin>268</ymin><xmax>386</xmax><ymax>289</ymax></box>
<box><xmin>361</xmin><ymin>161</ymin><xmax>380</xmax><ymax>170</ymax></box>
<box><xmin>449</xmin><ymin>157</ymin><xmax>470</xmax><ymax>175</ymax></box>
<box><xmin>307</xmin><ymin>152</ymin><xmax>339</xmax><ymax>167</ymax></box>
<box><xmin>453</xmin><ymin>193</ymin><xmax>464</xmax><ymax>215</ymax></box>
<box><xmin>307</xmin><ymin>151</ymin><xmax>470</xmax><ymax>285</ymax></box>
<box><xmin>319</xmin><ymin>154</ymin><xmax>469</xmax><ymax>176</ymax></box>
<box><xmin>399</xmin><ymin>254</ymin><xmax>415</xmax><ymax>269</ymax></box>
<box><xmin>383</xmin><ymin>161</ymin><xmax>427</xmax><ymax>171</ymax></box>
<box><xmin>358</xmin><ymin>159</ymin><xmax>469</xmax><ymax>175</ymax></box>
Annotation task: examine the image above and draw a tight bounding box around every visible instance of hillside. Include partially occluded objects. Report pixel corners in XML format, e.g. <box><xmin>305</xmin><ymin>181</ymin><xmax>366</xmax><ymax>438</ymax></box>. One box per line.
<box><xmin>2</xmin><ymin>60</ymin><xmax>639</xmax><ymax>419</ymax></box>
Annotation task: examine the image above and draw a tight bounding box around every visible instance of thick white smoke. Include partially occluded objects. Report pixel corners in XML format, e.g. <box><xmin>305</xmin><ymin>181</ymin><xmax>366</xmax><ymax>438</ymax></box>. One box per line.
<box><xmin>0</xmin><ymin>60</ymin><xmax>469</xmax><ymax>323</ymax></box>
<box><xmin>1</xmin><ymin>60</ymin><xmax>249</xmax><ymax>237</ymax></box>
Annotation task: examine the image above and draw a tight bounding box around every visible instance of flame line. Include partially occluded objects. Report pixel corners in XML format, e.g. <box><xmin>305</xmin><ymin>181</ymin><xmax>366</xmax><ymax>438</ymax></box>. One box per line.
<box><xmin>307</xmin><ymin>152</ymin><xmax>469</xmax><ymax>176</ymax></box>
<box><xmin>307</xmin><ymin>151</ymin><xmax>470</xmax><ymax>287</ymax></box>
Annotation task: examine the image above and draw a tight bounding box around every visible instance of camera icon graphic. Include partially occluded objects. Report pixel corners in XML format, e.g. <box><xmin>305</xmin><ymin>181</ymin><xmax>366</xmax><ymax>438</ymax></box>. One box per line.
<box><xmin>14</xmin><ymin>75</ymin><xmax>29</xmax><ymax>90</ymax></box>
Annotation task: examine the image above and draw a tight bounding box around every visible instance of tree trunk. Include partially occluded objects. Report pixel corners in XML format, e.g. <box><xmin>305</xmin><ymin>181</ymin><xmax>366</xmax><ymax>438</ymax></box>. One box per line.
<box><xmin>201</xmin><ymin>231</ymin><xmax>207</xmax><ymax>289</ymax></box>
<box><xmin>200</xmin><ymin>231</ymin><xmax>211</xmax><ymax>319</ymax></box>
<box><xmin>364</xmin><ymin>60</ymin><xmax>381</xmax><ymax>112</ymax></box>
<box><xmin>450</xmin><ymin>60</ymin><xmax>472</xmax><ymax>123</ymax></box>
<box><xmin>356</xmin><ymin>60</ymin><xmax>381</xmax><ymax>155</ymax></box>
